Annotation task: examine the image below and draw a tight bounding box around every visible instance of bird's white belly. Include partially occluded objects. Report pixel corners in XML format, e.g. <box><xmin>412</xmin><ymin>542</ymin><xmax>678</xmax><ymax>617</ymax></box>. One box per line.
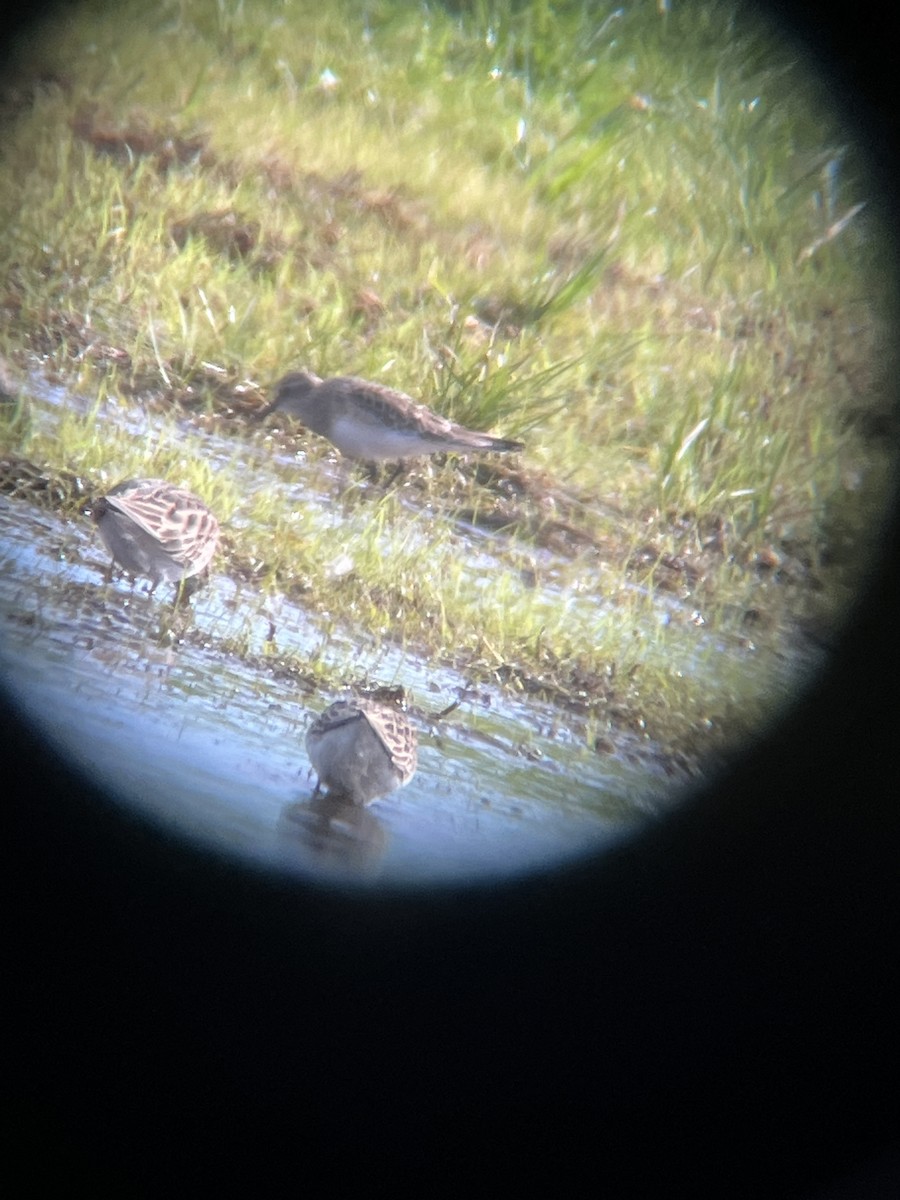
<box><xmin>330</xmin><ymin>416</ymin><xmax>437</xmax><ymax>461</ymax></box>
<box><xmin>308</xmin><ymin>717</ymin><xmax>398</xmax><ymax>802</ymax></box>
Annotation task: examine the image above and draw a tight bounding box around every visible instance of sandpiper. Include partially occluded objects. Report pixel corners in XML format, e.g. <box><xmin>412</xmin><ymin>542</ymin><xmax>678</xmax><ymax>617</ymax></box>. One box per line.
<box><xmin>88</xmin><ymin>478</ymin><xmax>220</xmax><ymax>591</ymax></box>
<box><xmin>306</xmin><ymin>697</ymin><xmax>418</xmax><ymax>804</ymax></box>
<box><xmin>261</xmin><ymin>369</ymin><xmax>524</xmax><ymax>461</ymax></box>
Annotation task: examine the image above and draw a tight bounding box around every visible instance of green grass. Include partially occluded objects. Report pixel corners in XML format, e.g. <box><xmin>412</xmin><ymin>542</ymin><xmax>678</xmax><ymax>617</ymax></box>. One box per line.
<box><xmin>0</xmin><ymin>0</ymin><xmax>894</xmax><ymax>759</ymax></box>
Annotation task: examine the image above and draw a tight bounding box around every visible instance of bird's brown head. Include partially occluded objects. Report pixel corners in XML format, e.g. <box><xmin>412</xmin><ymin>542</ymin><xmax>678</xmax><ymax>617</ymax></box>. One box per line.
<box><xmin>82</xmin><ymin>495</ymin><xmax>107</xmax><ymax>522</ymax></box>
<box><xmin>258</xmin><ymin>369</ymin><xmax>323</xmax><ymax>421</ymax></box>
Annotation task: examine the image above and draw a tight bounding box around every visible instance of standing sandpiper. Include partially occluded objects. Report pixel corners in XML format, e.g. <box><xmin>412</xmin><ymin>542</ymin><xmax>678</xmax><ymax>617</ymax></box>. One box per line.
<box><xmin>306</xmin><ymin>697</ymin><xmax>418</xmax><ymax>804</ymax></box>
<box><xmin>87</xmin><ymin>478</ymin><xmax>220</xmax><ymax>592</ymax></box>
<box><xmin>261</xmin><ymin>369</ymin><xmax>524</xmax><ymax>461</ymax></box>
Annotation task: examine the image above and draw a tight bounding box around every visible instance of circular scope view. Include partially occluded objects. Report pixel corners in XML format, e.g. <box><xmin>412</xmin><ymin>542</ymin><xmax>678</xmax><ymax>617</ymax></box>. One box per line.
<box><xmin>0</xmin><ymin>0</ymin><xmax>894</xmax><ymax>884</ymax></box>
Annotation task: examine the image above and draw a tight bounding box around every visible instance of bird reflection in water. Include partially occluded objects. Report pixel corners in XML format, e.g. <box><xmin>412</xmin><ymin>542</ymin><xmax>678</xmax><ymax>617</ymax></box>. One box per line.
<box><xmin>278</xmin><ymin>793</ymin><xmax>388</xmax><ymax>877</ymax></box>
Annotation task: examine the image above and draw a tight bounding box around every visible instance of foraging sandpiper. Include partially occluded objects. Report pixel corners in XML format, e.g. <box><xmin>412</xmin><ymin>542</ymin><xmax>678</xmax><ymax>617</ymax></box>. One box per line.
<box><xmin>88</xmin><ymin>478</ymin><xmax>220</xmax><ymax>592</ymax></box>
<box><xmin>306</xmin><ymin>697</ymin><xmax>418</xmax><ymax>804</ymax></box>
<box><xmin>261</xmin><ymin>369</ymin><xmax>524</xmax><ymax>461</ymax></box>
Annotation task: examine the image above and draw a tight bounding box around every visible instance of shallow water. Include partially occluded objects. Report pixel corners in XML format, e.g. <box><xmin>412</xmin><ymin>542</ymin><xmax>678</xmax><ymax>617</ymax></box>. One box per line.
<box><xmin>0</xmin><ymin>376</ymin><xmax>816</xmax><ymax>885</ymax></box>
<box><xmin>0</xmin><ymin>493</ymin><xmax>681</xmax><ymax>885</ymax></box>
